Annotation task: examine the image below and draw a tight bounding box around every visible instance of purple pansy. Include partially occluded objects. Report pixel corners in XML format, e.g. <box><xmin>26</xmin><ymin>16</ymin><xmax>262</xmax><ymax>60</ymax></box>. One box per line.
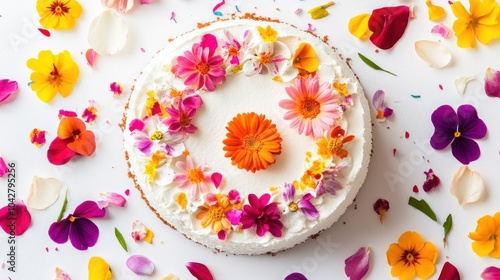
<box><xmin>48</xmin><ymin>200</ymin><xmax>106</xmax><ymax>250</ymax></box>
<box><xmin>372</xmin><ymin>89</ymin><xmax>393</xmax><ymax>122</ymax></box>
<box><xmin>422</xmin><ymin>168</ymin><xmax>440</xmax><ymax>192</ymax></box>
<box><xmin>430</xmin><ymin>104</ymin><xmax>487</xmax><ymax>165</ymax></box>
<box><xmin>281</xmin><ymin>183</ymin><xmax>319</xmax><ymax>220</ymax></box>
<box><xmin>285</xmin><ymin>272</ymin><xmax>308</xmax><ymax>280</ymax></box>
<box><xmin>240</xmin><ymin>193</ymin><xmax>283</xmax><ymax>237</ymax></box>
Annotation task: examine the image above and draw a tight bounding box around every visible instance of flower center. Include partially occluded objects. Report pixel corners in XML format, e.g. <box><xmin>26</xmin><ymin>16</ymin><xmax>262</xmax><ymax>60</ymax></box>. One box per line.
<box><xmin>49</xmin><ymin>64</ymin><xmax>62</xmax><ymax>87</ymax></box>
<box><xmin>288</xmin><ymin>202</ymin><xmax>299</xmax><ymax>212</ymax></box>
<box><xmin>259</xmin><ymin>53</ymin><xmax>273</xmax><ymax>65</ymax></box>
<box><xmin>150</xmin><ymin>130</ymin><xmax>163</xmax><ymax>141</ymax></box>
<box><xmin>328</xmin><ymin>138</ymin><xmax>343</xmax><ymax>154</ymax></box>
<box><xmin>403</xmin><ymin>250</ymin><xmax>419</xmax><ymax>264</ymax></box>
<box><xmin>228</xmin><ymin>45</ymin><xmax>239</xmax><ymax>57</ymax></box>
<box><xmin>300</xmin><ymin>98</ymin><xmax>321</xmax><ymax>119</ymax></box>
<box><xmin>491</xmin><ymin>234</ymin><xmax>497</xmax><ymax>240</ymax></box>
<box><xmin>49</xmin><ymin>1</ymin><xmax>70</xmax><ymax>16</ymax></box>
<box><xmin>169</xmin><ymin>88</ymin><xmax>183</xmax><ymax>98</ymax></box>
<box><xmin>454</xmin><ymin>131</ymin><xmax>461</xmax><ymax>138</ymax></box>
<box><xmin>68</xmin><ymin>215</ymin><xmax>75</xmax><ymax>223</ymax></box>
<box><xmin>196</xmin><ymin>63</ymin><xmax>210</xmax><ymax>75</ymax></box>
<box><xmin>208</xmin><ymin>206</ymin><xmax>225</xmax><ymax>221</ymax></box>
<box><xmin>179</xmin><ymin>113</ymin><xmax>191</xmax><ymax>127</ymax></box>
<box><xmin>187</xmin><ymin>168</ymin><xmax>205</xmax><ymax>183</ymax></box>
<box><xmin>243</xmin><ymin>134</ymin><xmax>262</xmax><ymax>152</ymax></box>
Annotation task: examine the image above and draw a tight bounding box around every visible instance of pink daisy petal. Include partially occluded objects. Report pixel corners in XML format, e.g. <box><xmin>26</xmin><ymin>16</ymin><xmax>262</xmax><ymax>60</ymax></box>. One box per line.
<box><xmin>0</xmin><ymin>79</ymin><xmax>19</xmax><ymax>104</ymax></box>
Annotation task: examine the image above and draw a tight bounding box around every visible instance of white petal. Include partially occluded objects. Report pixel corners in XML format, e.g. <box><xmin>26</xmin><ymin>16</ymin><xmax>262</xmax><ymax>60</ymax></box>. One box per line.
<box><xmin>160</xmin><ymin>274</ymin><xmax>179</xmax><ymax>280</ymax></box>
<box><xmin>88</xmin><ymin>10</ymin><xmax>128</xmax><ymax>55</ymax></box>
<box><xmin>414</xmin><ymin>40</ymin><xmax>452</xmax><ymax>69</ymax></box>
<box><xmin>26</xmin><ymin>176</ymin><xmax>62</xmax><ymax>209</ymax></box>
<box><xmin>454</xmin><ymin>75</ymin><xmax>475</xmax><ymax>95</ymax></box>
<box><xmin>450</xmin><ymin>165</ymin><xmax>486</xmax><ymax>206</ymax></box>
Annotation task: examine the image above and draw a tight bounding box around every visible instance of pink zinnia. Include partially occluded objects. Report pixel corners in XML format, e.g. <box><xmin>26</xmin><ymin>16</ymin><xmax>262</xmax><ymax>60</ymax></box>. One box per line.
<box><xmin>165</xmin><ymin>99</ymin><xmax>198</xmax><ymax>134</ymax></box>
<box><xmin>240</xmin><ymin>193</ymin><xmax>283</xmax><ymax>237</ymax></box>
<box><xmin>173</xmin><ymin>155</ymin><xmax>212</xmax><ymax>200</ymax></box>
<box><xmin>279</xmin><ymin>75</ymin><xmax>340</xmax><ymax>139</ymax></box>
<box><xmin>173</xmin><ymin>34</ymin><xmax>226</xmax><ymax>92</ymax></box>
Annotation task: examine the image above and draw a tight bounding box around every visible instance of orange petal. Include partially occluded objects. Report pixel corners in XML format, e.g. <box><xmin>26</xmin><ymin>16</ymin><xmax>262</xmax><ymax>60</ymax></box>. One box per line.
<box><xmin>293</xmin><ymin>42</ymin><xmax>319</xmax><ymax>72</ymax></box>
<box><xmin>57</xmin><ymin>117</ymin><xmax>86</xmax><ymax>140</ymax></box>
<box><xmin>67</xmin><ymin>130</ymin><xmax>96</xmax><ymax>156</ymax></box>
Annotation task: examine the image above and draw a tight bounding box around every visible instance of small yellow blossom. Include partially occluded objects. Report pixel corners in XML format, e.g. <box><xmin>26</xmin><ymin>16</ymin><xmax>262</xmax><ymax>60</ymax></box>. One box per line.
<box><xmin>257</xmin><ymin>26</ymin><xmax>278</xmax><ymax>42</ymax></box>
<box><xmin>36</xmin><ymin>0</ymin><xmax>82</xmax><ymax>30</ymax></box>
<box><xmin>176</xmin><ymin>192</ymin><xmax>188</xmax><ymax>210</ymax></box>
<box><xmin>469</xmin><ymin>212</ymin><xmax>500</xmax><ymax>258</ymax></box>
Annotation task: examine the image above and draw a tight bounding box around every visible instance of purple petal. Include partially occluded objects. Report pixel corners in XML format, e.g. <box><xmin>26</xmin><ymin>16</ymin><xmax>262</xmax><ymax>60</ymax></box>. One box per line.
<box><xmin>430</xmin><ymin>105</ymin><xmax>457</xmax><ymax>150</ymax></box>
<box><xmin>438</xmin><ymin>261</ymin><xmax>460</xmax><ymax>280</ymax></box>
<box><xmin>372</xmin><ymin>90</ymin><xmax>386</xmax><ymax>110</ymax></box>
<box><xmin>0</xmin><ymin>79</ymin><xmax>18</xmax><ymax>104</ymax></box>
<box><xmin>299</xmin><ymin>200</ymin><xmax>319</xmax><ymax>220</ymax></box>
<box><xmin>126</xmin><ymin>255</ymin><xmax>155</xmax><ymax>276</ymax></box>
<box><xmin>186</xmin><ymin>262</ymin><xmax>214</xmax><ymax>280</ymax></box>
<box><xmin>457</xmin><ymin>104</ymin><xmax>487</xmax><ymax>139</ymax></box>
<box><xmin>281</xmin><ymin>183</ymin><xmax>295</xmax><ymax>203</ymax></box>
<box><xmin>285</xmin><ymin>272</ymin><xmax>308</xmax><ymax>280</ymax></box>
<box><xmin>484</xmin><ymin>68</ymin><xmax>500</xmax><ymax>98</ymax></box>
<box><xmin>451</xmin><ymin>137</ymin><xmax>480</xmax><ymax>165</ymax></box>
<box><xmin>267</xmin><ymin>220</ymin><xmax>283</xmax><ymax>237</ymax></box>
<box><xmin>481</xmin><ymin>266</ymin><xmax>500</xmax><ymax>280</ymax></box>
<box><xmin>69</xmin><ymin>218</ymin><xmax>99</xmax><ymax>250</ymax></box>
<box><xmin>48</xmin><ymin>219</ymin><xmax>70</xmax><ymax>244</ymax></box>
<box><xmin>73</xmin><ymin>200</ymin><xmax>106</xmax><ymax>218</ymax></box>
<box><xmin>344</xmin><ymin>247</ymin><xmax>371</xmax><ymax>280</ymax></box>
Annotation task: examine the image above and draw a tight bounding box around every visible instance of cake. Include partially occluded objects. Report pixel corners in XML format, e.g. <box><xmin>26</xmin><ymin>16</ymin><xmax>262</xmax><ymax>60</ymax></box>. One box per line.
<box><xmin>122</xmin><ymin>16</ymin><xmax>372</xmax><ymax>255</ymax></box>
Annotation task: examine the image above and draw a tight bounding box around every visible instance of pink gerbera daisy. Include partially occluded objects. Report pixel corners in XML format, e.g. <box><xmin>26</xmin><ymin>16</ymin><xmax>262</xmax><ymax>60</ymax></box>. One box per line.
<box><xmin>172</xmin><ymin>34</ymin><xmax>226</xmax><ymax>92</ymax></box>
<box><xmin>173</xmin><ymin>155</ymin><xmax>212</xmax><ymax>200</ymax></box>
<box><xmin>279</xmin><ymin>75</ymin><xmax>340</xmax><ymax>139</ymax></box>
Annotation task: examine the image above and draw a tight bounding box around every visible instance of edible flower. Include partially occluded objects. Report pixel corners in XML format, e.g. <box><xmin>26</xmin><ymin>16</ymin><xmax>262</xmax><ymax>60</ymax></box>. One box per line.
<box><xmin>469</xmin><ymin>212</ymin><xmax>500</xmax><ymax>258</ymax></box>
<box><xmin>0</xmin><ymin>79</ymin><xmax>18</xmax><ymax>104</ymax></box>
<box><xmin>26</xmin><ymin>176</ymin><xmax>62</xmax><ymax>210</ymax></box>
<box><xmin>281</xmin><ymin>183</ymin><xmax>319</xmax><ymax>220</ymax></box>
<box><xmin>422</xmin><ymin>168</ymin><xmax>440</xmax><ymax>192</ymax></box>
<box><xmin>484</xmin><ymin>67</ymin><xmax>500</xmax><ymax>98</ymax></box>
<box><xmin>482</xmin><ymin>266</ymin><xmax>500</xmax><ymax>279</ymax></box>
<box><xmin>344</xmin><ymin>247</ymin><xmax>371</xmax><ymax>280</ymax></box>
<box><xmin>221</xmin><ymin>29</ymin><xmax>250</xmax><ymax>66</ymax></box>
<box><xmin>126</xmin><ymin>255</ymin><xmax>155</xmax><ymax>276</ymax></box>
<box><xmin>27</xmin><ymin>50</ymin><xmax>80</xmax><ymax>103</ymax></box>
<box><xmin>451</xmin><ymin>0</ymin><xmax>500</xmax><ymax>48</ymax></box>
<box><xmin>110</xmin><ymin>82</ymin><xmax>124</xmax><ymax>96</ymax></box>
<box><xmin>88</xmin><ymin>256</ymin><xmax>112</xmax><ymax>280</ymax></box>
<box><xmin>368</xmin><ymin>6</ymin><xmax>410</xmax><ymax>50</ymax></box>
<box><xmin>48</xmin><ymin>200</ymin><xmax>106</xmax><ymax>250</ymax></box>
<box><xmin>197</xmin><ymin>192</ymin><xmax>241</xmax><ymax>234</ymax></box>
<box><xmin>348</xmin><ymin>14</ymin><xmax>372</xmax><ymax>40</ymax></box>
<box><xmin>186</xmin><ymin>262</ymin><xmax>214</xmax><ymax>280</ymax></box>
<box><xmin>257</xmin><ymin>26</ymin><xmax>278</xmax><ymax>42</ymax></box>
<box><xmin>372</xmin><ymin>90</ymin><xmax>393</xmax><ymax>121</ymax></box>
<box><xmin>316</xmin><ymin>167</ymin><xmax>344</xmax><ymax>196</ymax></box>
<box><xmin>81</xmin><ymin>100</ymin><xmax>98</xmax><ymax>123</ymax></box>
<box><xmin>30</xmin><ymin>128</ymin><xmax>47</xmax><ymax>147</ymax></box>
<box><xmin>307</xmin><ymin>1</ymin><xmax>335</xmax><ymax>20</ymax></box>
<box><xmin>131</xmin><ymin>220</ymin><xmax>154</xmax><ymax>243</ymax></box>
<box><xmin>240</xmin><ymin>193</ymin><xmax>283</xmax><ymax>237</ymax></box>
<box><xmin>373</xmin><ymin>198</ymin><xmax>390</xmax><ymax>224</ymax></box>
<box><xmin>172</xmin><ymin>35</ymin><xmax>226</xmax><ymax>91</ymax></box>
<box><xmin>426</xmin><ymin>0</ymin><xmax>446</xmax><ymax>21</ymax></box>
<box><xmin>279</xmin><ymin>75</ymin><xmax>340</xmax><ymax>139</ymax></box>
<box><xmin>386</xmin><ymin>231</ymin><xmax>438</xmax><ymax>280</ymax></box>
<box><xmin>316</xmin><ymin>126</ymin><xmax>355</xmax><ymax>159</ymax></box>
<box><xmin>54</xmin><ymin>267</ymin><xmax>71</xmax><ymax>280</ymax></box>
<box><xmin>36</xmin><ymin>0</ymin><xmax>82</xmax><ymax>30</ymax></box>
<box><xmin>173</xmin><ymin>155</ymin><xmax>212</xmax><ymax>200</ymax></box>
<box><xmin>430</xmin><ymin>104</ymin><xmax>487</xmax><ymax>165</ymax></box>
<box><xmin>242</xmin><ymin>39</ymin><xmax>291</xmax><ymax>77</ymax></box>
<box><xmin>0</xmin><ymin>200</ymin><xmax>31</xmax><ymax>235</ymax></box>
<box><xmin>165</xmin><ymin>99</ymin><xmax>199</xmax><ymax>134</ymax></box>
<box><xmin>101</xmin><ymin>0</ymin><xmax>134</xmax><ymax>13</ymax></box>
<box><xmin>292</xmin><ymin>42</ymin><xmax>319</xmax><ymax>73</ymax></box>
<box><xmin>285</xmin><ymin>273</ymin><xmax>308</xmax><ymax>280</ymax></box>
<box><xmin>47</xmin><ymin>117</ymin><xmax>96</xmax><ymax>165</ymax></box>
<box><xmin>222</xmin><ymin>112</ymin><xmax>282</xmax><ymax>172</ymax></box>
<box><xmin>438</xmin><ymin>262</ymin><xmax>460</xmax><ymax>280</ymax></box>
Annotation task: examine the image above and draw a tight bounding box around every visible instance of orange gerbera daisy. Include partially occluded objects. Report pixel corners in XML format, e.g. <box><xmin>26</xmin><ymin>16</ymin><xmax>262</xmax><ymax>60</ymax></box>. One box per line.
<box><xmin>223</xmin><ymin>112</ymin><xmax>282</xmax><ymax>173</ymax></box>
<box><xmin>317</xmin><ymin>126</ymin><xmax>355</xmax><ymax>159</ymax></box>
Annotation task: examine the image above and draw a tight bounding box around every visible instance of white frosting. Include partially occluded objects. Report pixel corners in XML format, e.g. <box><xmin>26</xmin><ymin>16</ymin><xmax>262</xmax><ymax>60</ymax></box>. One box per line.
<box><xmin>123</xmin><ymin>18</ymin><xmax>372</xmax><ymax>255</ymax></box>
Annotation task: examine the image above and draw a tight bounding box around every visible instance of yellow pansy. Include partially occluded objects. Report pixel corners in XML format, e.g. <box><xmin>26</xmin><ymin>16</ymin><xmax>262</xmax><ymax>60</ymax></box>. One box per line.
<box><xmin>88</xmin><ymin>256</ymin><xmax>112</xmax><ymax>280</ymax></box>
<box><xmin>469</xmin><ymin>212</ymin><xmax>500</xmax><ymax>258</ymax></box>
<box><xmin>36</xmin><ymin>0</ymin><xmax>82</xmax><ymax>30</ymax></box>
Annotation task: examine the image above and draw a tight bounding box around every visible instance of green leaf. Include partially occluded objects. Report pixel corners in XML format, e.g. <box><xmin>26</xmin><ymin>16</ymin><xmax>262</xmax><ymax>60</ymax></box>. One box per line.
<box><xmin>408</xmin><ymin>196</ymin><xmax>437</xmax><ymax>222</ymax></box>
<box><xmin>443</xmin><ymin>214</ymin><xmax>453</xmax><ymax>245</ymax></box>
<box><xmin>115</xmin><ymin>227</ymin><xmax>128</xmax><ymax>252</ymax></box>
<box><xmin>56</xmin><ymin>189</ymin><xmax>68</xmax><ymax>222</ymax></box>
<box><xmin>358</xmin><ymin>52</ymin><xmax>397</xmax><ymax>76</ymax></box>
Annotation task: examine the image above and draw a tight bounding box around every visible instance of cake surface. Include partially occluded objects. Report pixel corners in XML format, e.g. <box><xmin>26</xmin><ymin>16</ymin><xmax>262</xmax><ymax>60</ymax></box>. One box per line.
<box><xmin>123</xmin><ymin>17</ymin><xmax>372</xmax><ymax>255</ymax></box>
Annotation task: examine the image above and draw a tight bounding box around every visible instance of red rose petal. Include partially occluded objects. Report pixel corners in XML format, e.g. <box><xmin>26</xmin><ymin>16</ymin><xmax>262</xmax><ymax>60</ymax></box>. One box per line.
<box><xmin>38</xmin><ymin>28</ymin><xmax>51</xmax><ymax>37</ymax></box>
<box><xmin>47</xmin><ymin>137</ymin><xmax>77</xmax><ymax>165</ymax></box>
<box><xmin>438</xmin><ymin>261</ymin><xmax>460</xmax><ymax>280</ymax></box>
<box><xmin>0</xmin><ymin>200</ymin><xmax>31</xmax><ymax>235</ymax></box>
<box><xmin>368</xmin><ymin>6</ymin><xmax>410</xmax><ymax>50</ymax></box>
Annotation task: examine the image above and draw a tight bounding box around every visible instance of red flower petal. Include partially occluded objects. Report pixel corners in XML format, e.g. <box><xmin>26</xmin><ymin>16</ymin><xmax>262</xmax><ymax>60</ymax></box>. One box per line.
<box><xmin>0</xmin><ymin>200</ymin><xmax>31</xmax><ymax>235</ymax></box>
<box><xmin>47</xmin><ymin>137</ymin><xmax>77</xmax><ymax>165</ymax></box>
<box><xmin>368</xmin><ymin>6</ymin><xmax>410</xmax><ymax>50</ymax></box>
<box><xmin>38</xmin><ymin>28</ymin><xmax>51</xmax><ymax>37</ymax></box>
<box><xmin>438</xmin><ymin>261</ymin><xmax>460</xmax><ymax>280</ymax></box>
<box><xmin>186</xmin><ymin>262</ymin><xmax>214</xmax><ymax>280</ymax></box>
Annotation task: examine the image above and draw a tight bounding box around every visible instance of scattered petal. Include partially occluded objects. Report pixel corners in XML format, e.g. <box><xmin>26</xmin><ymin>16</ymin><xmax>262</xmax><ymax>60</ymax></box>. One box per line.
<box><xmin>85</xmin><ymin>49</ymin><xmax>98</xmax><ymax>69</ymax></box>
<box><xmin>454</xmin><ymin>76</ymin><xmax>475</xmax><ymax>95</ymax></box>
<box><xmin>161</xmin><ymin>274</ymin><xmax>179</xmax><ymax>280</ymax></box>
<box><xmin>344</xmin><ymin>247</ymin><xmax>371</xmax><ymax>280</ymax></box>
<box><xmin>126</xmin><ymin>255</ymin><xmax>155</xmax><ymax>276</ymax></box>
<box><xmin>212</xmin><ymin>0</ymin><xmax>225</xmax><ymax>12</ymax></box>
<box><xmin>88</xmin><ymin>10</ymin><xmax>129</xmax><ymax>55</ymax></box>
<box><xmin>426</xmin><ymin>0</ymin><xmax>446</xmax><ymax>21</ymax></box>
<box><xmin>482</xmin><ymin>266</ymin><xmax>500</xmax><ymax>280</ymax></box>
<box><xmin>285</xmin><ymin>272</ymin><xmax>308</xmax><ymax>280</ymax></box>
<box><xmin>415</xmin><ymin>40</ymin><xmax>452</xmax><ymax>69</ymax></box>
<box><xmin>26</xmin><ymin>176</ymin><xmax>62</xmax><ymax>210</ymax></box>
<box><xmin>82</xmin><ymin>100</ymin><xmax>98</xmax><ymax>123</ymax></box>
<box><xmin>408</xmin><ymin>196</ymin><xmax>437</xmax><ymax>221</ymax></box>
<box><xmin>109</xmin><ymin>82</ymin><xmax>124</xmax><ymax>96</ymax></box>
<box><xmin>348</xmin><ymin>14</ymin><xmax>372</xmax><ymax>40</ymax></box>
<box><xmin>102</xmin><ymin>0</ymin><xmax>134</xmax><ymax>13</ymax></box>
<box><xmin>54</xmin><ymin>267</ymin><xmax>71</xmax><ymax>280</ymax></box>
<box><xmin>140</xmin><ymin>0</ymin><xmax>152</xmax><ymax>4</ymax></box>
<box><xmin>431</xmin><ymin>24</ymin><xmax>450</xmax><ymax>38</ymax></box>
<box><xmin>170</xmin><ymin>12</ymin><xmax>177</xmax><ymax>23</ymax></box>
<box><xmin>186</xmin><ymin>262</ymin><xmax>214</xmax><ymax>280</ymax></box>
<box><xmin>211</xmin><ymin>172</ymin><xmax>223</xmax><ymax>188</ymax></box>
<box><xmin>0</xmin><ymin>156</ymin><xmax>7</xmax><ymax>177</ymax></box>
<box><xmin>38</xmin><ymin>28</ymin><xmax>51</xmax><ymax>37</ymax></box>
<box><xmin>307</xmin><ymin>1</ymin><xmax>335</xmax><ymax>20</ymax></box>
<box><xmin>484</xmin><ymin>68</ymin><xmax>500</xmax><ymax>98</ymax></box>
<box><xmin>450</xmin><ymin>165</ymin><xmax>485</xmax><ymax>206</ymax></box>
<box><xmin>98</xmin><ymin>192</ymin><xmax>126</xmax><ymax>208</ymax></box>
<box><xmin>30</xmin><ymin>128</ymin><xmax>47</xmax><ymax>147</ymax></box>
<box><xmin>0</xmin><ymin>79</ymin><xmax>19</xmax><ymax>104</ymax></box>
<box><xmin>88</xmin><ymin>256</ymin><xmax>112</xmax><ymax>280</ymax></box>
<box><xmin>422</xmin><ymin>168</ymin><xmax>440</xmax><ymax>192</ymax></box>
<box><xmin>369</xmin><ymin>6</ymin><xmax>410</xmax><ymax>50</ymax></box>
<box><xmin>58</xmin><ymin>110</ymin><xmax>77</xmax><ymax>119</ymax></box>
<box><xmin>294</xmin><ymin>8</ymin><xmax>302</xmax><ymax>14</ymax></box>
<box><xmin>438</xmin><ymin>262</ymin><xmax>460</xmax><ymax>280</ymax></box>
<box><xmin>0</xmin><ymin>200</ymin><xmax>31</xmax><ymax>235</ymax></box>
<box><xmin>373</xmin><ymin>199</ymin><xmax>390</xmax><ymax>224</ymax></box>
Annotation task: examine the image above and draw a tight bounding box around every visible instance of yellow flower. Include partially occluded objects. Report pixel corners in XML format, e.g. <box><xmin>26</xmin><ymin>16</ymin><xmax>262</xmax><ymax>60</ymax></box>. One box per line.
<box><xmin>88</xmin><ymin>256</ymin><xmax>112</xmax><ymax>280</ymax></box>
<box><xmin>144</xmin><ymin>150</ymin><xmax>167</xmax><ymax>184</ymax></box>
<box><xmin>308</xmin><ymin>1</ymin><xmax>335</xmax><ymax>20</ymax></box>
<box><xmin>36</xmin><ymin>0</ymin><xmax>82</xmax><ymax>30</ymax></box>
<box><xmin>176</xmin><ymin>192</ymin><xmax>188</xmax><ymax>210</ymax></box>
<box><xmin>196</xmin><ymin>193</ymin><xmax>239</xmax><ymax>233</ymax></box>
<box><xmin>348</xmin><ymin>14</ymin><xmax>372</xmax><ymax>40</ymax></box>
<box><xmin>333</xmin><ymin>82</ymin><xmax>348</xmax><ymax>96</ymax></box>
<box><xmin>257</xmin><ymin>26</ymin><xmax>278</xmax><ymax>42</ymax></box>
<box><xmin>469</xmin><ymin>212</ymin><xmax>500</xmax><ymax>257</ymax></box>
<box><xmin>386</xmin><ymin>231</ymin><xmax>438</xmax><ymax>280</ymax></box>
<box><xmin>451</xmin><ymin>0</ymin><xmax>500</xmax><ymax>48</ymax></box>
<box><xmin>426</xmin><ymin>0</ymin><xmax>446</xmax><ymax>21</ymax></box>
<box><xmin>26</xmin><ymin>50</ymin><xmax>79</xmax><ymax>103</ymax></box>
<box><xmin>292</xmin><ymin>42</ymin><xmax>319</xmax><ymax>73</ymax></box>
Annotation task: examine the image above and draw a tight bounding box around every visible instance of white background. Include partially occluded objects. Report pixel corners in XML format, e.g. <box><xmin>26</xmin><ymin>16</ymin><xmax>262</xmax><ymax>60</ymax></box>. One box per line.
<box><xmin>1</xmin><ymin>0</ymin><xmax>500</xmax><ymax>279</ymax></box>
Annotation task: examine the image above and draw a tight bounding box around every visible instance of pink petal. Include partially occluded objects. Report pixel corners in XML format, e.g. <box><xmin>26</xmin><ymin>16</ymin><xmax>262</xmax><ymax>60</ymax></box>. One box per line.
<box><xmin>0</xmin><ymin>79</ymin><xmax>19</xmax><ymax>104</ymax></box>
<box><xmin>211</xmin><ymin>172</ymin><xmax>223</xmax><ymax>189</ymax></box>
<box><xmin>212</xmin><ymin>0</ymin><xmax>225</xmax><ymax>12</ymax></box>
<box><xmin>98</xmin><ymin>192</ymin><xmax>127</xmax><ymax>208</ymax></box>
<box><xmin>482</xmin><ymin>266</ymin><xmax>500</xmax><ymax>280</ymax></box>
<box><xmin>126</xmin><ymin>255</ymin><xmax>155</xmax><ymax>276</ymax></box>
<box><xmin>140</xmin><ymin>0</ymin><xmax>152</xmax><ymax>4</ymax></box>
<box><xmin>485</xmin><ymin>68</ymin><xmax>500</xmax><ymax>98</ymax></box>
<box><xmin>0</xmin><ymin>200</ymin><xmax>32</xmax><ymax>235</ymax></box>
<box><xmin>344</xmin><ymin>247</ymin><xmax>370</xmax><ymax>280</ymax></box>
<box><xmin>85</xmin><ymin>49</ymin><xmax>98</xmax><ymax>69</ymax></box>
<box><xmin>228</xmin><ymin>189</ymin><xmax>241</xmax><ymax>204</ymax></box>
<box><xmin>0</xmin><ymin>156</ymin><xmax>7</xmax><ymax>177</ymax></box>
<box><xmin>438</xmin><ymin>262</ymin><xmax>460</xmax><ymax>280</ymax></box>
<box><xmin>186</xmin><ymin>262</ymin><xmax>214</xmax><ymax>280</ymax></box>
<box><xmin>227</xmin><ymin>209</ymin><xmax>242</xmax><ymax>225</ymax></box>
<box><xmin>431</xmin><ymin>24</ymin><xmax>449</xmax><ymax>38</ymax></box>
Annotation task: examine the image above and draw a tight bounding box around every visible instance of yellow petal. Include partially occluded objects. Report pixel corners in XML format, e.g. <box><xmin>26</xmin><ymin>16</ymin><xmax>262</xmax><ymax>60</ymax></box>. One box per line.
<box><xmin>489</xmin><ymin>237</ymin><xmax>500</xmax><ymax>258</ymax></box>
<box><xmin>414</xmin><ymin>258</ymin><xmax>436</xmax><ymax>279</ymax></box>
<box><xmin>88</xmin><ymin>256</ymin><xmax>112</xmax><ymax>280</ymax></box>
<box><xmin>386</xmin><ymin>243</ymin><xmax>404</xmax><ymax>266</ymax></box>
<box><xmin>391</xmin><ymin>260</ymin><xmax>416</xmax><ymax>280</ymax></box>
<box><xmin>451</xmin><ymin>1</ymin><xmax>471</xmax><ymax>20</ymax></box>
<box><xmin>472</xmin><ymin>239</ymin><xmax>495</xmax><ymax>256</ymax></box>
<box><xmin>426</xmin><ymin>0</ymin><xmax>446</xmax><ymax>21</ymax></box>
<box><xmin>144</xmin><ymin>228</ymin><xmax>154</xmax><ymax>244</ymax></box>
<box><xmin>475</xmin><ymin>23</ymin><xmax>500</xmax><ymax>44</ymax></box>
<box><xmin>398</xmin><ymin>231</ymin><xmax>425</xmax><ymax>252</ymax></box>
<box><xmin>348</xmin><ymin>14</ymin><xmax>372</xmax><ymax>40</ymax></box>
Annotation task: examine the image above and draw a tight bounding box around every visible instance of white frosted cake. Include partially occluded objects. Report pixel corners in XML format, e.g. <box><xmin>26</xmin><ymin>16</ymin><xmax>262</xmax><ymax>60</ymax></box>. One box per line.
<box><xmin>122</xmin><ymin>16</ymin><xmax>372</xmax><ymax>255</ymax></box>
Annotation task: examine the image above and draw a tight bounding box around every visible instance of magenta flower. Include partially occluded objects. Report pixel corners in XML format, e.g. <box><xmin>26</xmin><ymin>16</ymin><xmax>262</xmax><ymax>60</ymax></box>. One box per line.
<box><xmin>422</xmin><ymin>168</ymin><xmax>440</xmax><ymax>192</ymax></box>
<box><xmin>165</xmin><ymin>99</ymin><xmax>198</xmax><ymax>134</ymax></box>
<box><xmin>430</xmin><ymin>104</ymin><xmax>487</xmax><ymax>165</ymax></box>
<box><xmin>484</xmin><ymin>67</ymin><xmax>500</xmax><ymax>98</ymax></box>
<box><xmin>240</xmin><ymin>193</ymin><xmax>283</xmax><ymax>237</ymax></box>
<box><xmin>285</xmin><ymin>272</ymin><xmax>308</xmax><ymax>280</ymax></box>
<box><xmin>344</xmin><ymin>247</ymin><xmax>371</xmax><ymax>280</ymax></box>
<box><xmin>0</xmin><ymin>79</ymin><xmax>18</xmax><ymax>104</ymax></box>
<box><xmin>0</xmin><ymin>200</ymin><xmax>31</xmax><ymax>235</ymax></box>
<box><xmin>368</xmin><ymin>6</ymin><xmax>410</xmax><ymax>50</ymax></box>
<box><xmin>172</xmin><ymin>34</ymin><xmax>226</xmax><ymax>91</ymax></box>
<box><xmin>48</xmin><ymin>200</ymin><xmax>106</xmax><ymax>250</ymax></box>
<box><xmin>186</xmin><ymin>262</ymin><xmax>214</xmax><ymax>280</ymax></box>
<box><xmin>482</xmin><ymin>266</ymin><xmax>500</xmax><ymax>280</ymax></box>
<box><xmin>281</xmin><ymin>183</ymin><xmax>319</xmax><ymax>220</ymax></box>
<box><xmin>372</xmin><ymin>89</ymin><xmax>393</xmax><ymax>122</ymax></box>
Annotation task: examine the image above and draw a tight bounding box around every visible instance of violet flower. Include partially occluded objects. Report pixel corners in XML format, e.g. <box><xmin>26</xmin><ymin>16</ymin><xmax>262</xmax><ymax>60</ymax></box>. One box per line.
<box><xmin>240</xmin><ymin>193</ymin><xmax>283</xmax><ymax>237</ymax></box>
<box><xmin>281</xmin><ymin>183</ymin><xmax>319</xmax><ymax>220</ymax></box>
<box><xmin>372</xmin><ymin>89</ymin><xmax>393</xmax><ymax>122</ymax></box>
<box><xmin>316</xmin><ymin>168</ymin><xmax>343</xmax><ymax>197</ymax></box>
<box><xmin>165</xmin><ymin>99</ymin><xmax>198</xmax><ymax>134</ymax></box>
<box><xmin>130</xmin><ymin>116</ymin><xmax>186</xmax><ymax>156</ymax></box>
<box><xmin>422</xmin><ymin>168</ymin><xmax>440</xmax><ymax>192</ymax></box>
<box><xmin>430</xmin><ymin>104</ymin><xmax>487</xmax><ymax>165</ymax></box>
<box><xmin>48</xmin><ymin>200</ymin><xmax>106</xmax><ymax>250</ymax></box>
